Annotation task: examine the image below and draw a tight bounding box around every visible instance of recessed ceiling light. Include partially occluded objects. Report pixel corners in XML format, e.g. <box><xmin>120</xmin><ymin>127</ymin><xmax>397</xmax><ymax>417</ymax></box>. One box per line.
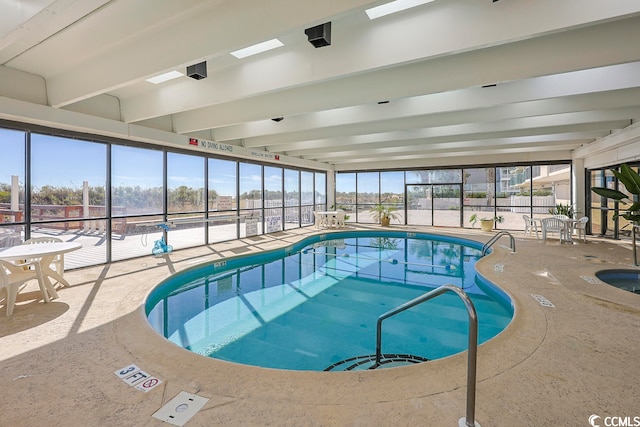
<box><xmin>230</xmin><ymin>38</ymin><xmax>284</xmax><ymax>59</ymax></box>
<box><xmin>145</xmin><ymin>71</ymin><xmax>184</xmax><ymax>84</ymax></box>
<box><xmin>366</xmin><ymin>0</ymin><xmax>436</xmax><ymax>20</ymax></box>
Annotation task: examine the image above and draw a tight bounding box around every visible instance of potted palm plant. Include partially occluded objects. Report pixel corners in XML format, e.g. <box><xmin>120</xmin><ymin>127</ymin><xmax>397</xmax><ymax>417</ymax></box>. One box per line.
<box><xmin>548</xmin><ymin>203</ymin><xmax>576</xmax><ymax>218</ymax></box>
<box><xmin>369</xmin><ymin>204</ymin><xmax>400</xmax><ymax>226</ymax></box>
<box><xmin>469</xmin><ymin>214</ymin><xmax>504</xmax><ymax>231</ymax></box>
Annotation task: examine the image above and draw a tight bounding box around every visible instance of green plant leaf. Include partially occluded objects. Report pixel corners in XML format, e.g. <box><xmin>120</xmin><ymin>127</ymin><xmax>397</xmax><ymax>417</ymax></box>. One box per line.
<box><xmin>628</xmin><ymin>201</ymin><xmax>640</xmax><ymax>212</ymax></box>
<box><xmin>613</xmin><ymin>164</ymin><xmax>640</xmax><ymax>195</ymax></box>
<box><xmin>591</xmin><ymin>187</ymin><xmax>628</xmax><ymax>201</ymax></box>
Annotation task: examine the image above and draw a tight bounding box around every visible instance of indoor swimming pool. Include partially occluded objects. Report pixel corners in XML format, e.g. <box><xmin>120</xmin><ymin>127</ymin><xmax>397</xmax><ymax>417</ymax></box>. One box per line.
<box><xmin>146</xmin><ymin>231</ymin><xmax>513</xmax><ymax>371</ymax></box>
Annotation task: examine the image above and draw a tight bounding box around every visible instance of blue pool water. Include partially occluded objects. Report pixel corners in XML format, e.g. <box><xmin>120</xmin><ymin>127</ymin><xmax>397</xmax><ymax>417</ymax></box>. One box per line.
<box><xmin>146</xmin><ymin>231</ymin><xmax>513</xmax><ymax>371</ymax></box>
<box><xmin>595</xmin><ymin>269</ymin><xmax>640</xmax><ymax>294</ymax></box>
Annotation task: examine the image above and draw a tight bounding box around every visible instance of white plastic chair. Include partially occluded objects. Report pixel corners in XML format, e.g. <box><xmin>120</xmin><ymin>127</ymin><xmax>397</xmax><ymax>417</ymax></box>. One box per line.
<box><xmin>23</xmin><ymin>237</ymin><xmax>64</xmax><ymax>278</ymax></box>
<box><xmin>541</xmin><ymin>217</ymin><xmax>566</xmax><ymax>242</ymax></box>
<box><xmin>0</xmin><ymin>259</ymin><xmax>45</xmax><ymax>316</ymax></box>
<box><xmin>313</xmin><ymin>212</ymin><xmax>327</xmax><ymax>229</ymax></box>
<box><xmin>573</xmin><ymin>216</ymin><xmax>589</xmax><ymax>242</ymax></box>
<box><xmin>334</xmin><ymin>210</ymin><xmax>346</xmax><ymax>228</ymax></box>
<box><xmin>523</xmin><ymin>215</ymin><xmax>539</xmax><ymax>239</ymax></box>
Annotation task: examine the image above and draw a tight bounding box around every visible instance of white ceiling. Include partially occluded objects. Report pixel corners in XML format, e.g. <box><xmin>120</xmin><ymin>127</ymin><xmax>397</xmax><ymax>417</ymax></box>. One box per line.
<box><xmin>2</xmin><ymin>0</ymin><xmax>640</xmax><ymax>170</ymax></box>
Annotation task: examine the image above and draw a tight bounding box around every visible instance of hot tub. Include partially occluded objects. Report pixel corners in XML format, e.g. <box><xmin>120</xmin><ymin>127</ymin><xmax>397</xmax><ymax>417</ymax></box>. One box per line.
<box><xmin>595</xmin><ymin>269</ymin><xmax>640</xmax><ymax>294</ymax></box>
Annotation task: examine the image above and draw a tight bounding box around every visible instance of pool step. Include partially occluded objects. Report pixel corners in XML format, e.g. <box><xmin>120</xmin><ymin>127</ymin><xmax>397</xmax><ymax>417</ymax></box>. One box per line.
<box><xmin>324</xmin><ymin>353</ymin><xmax>430</xmax><ymax>371</ymax></box>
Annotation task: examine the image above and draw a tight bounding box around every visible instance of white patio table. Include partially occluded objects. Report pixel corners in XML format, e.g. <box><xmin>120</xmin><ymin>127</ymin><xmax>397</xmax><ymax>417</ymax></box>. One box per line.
<box><xmin>558</xmin><ymin>217</ymin><xmax>579</xmax><ymax>243</ymax></box>
<box><xmin>0</xmin><ymin>241</ymin><xmax>82</xmax><ymax>301</ymax></box>
<box><xmin>314</xmin><ymin>211</ymin><xmax>339</xmax><ymax>228</ymax></box>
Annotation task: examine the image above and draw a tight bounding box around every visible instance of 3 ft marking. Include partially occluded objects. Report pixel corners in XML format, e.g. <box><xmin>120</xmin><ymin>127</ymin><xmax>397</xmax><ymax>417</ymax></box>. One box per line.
<box><xmin>115</xmin><ymin>364</ymin><xmax>162</xmax><ymax>392</ymax></box>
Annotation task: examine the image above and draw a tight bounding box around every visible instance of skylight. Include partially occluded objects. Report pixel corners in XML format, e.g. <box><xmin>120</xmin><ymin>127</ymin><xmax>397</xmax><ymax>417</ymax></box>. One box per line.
<box><xmin>230</xmin><ymin>38</ymin><xmax>283</xmax><ymax>59</ymax></box>
<box><xmin>145</xmin><ymin>71</ymin><xmax>184</xmax><ymax>84</ymax></box>
<box><xmin>365</xmin><ymin>0</ymin><xmax>435</xmax><ymax>20</ymax></box>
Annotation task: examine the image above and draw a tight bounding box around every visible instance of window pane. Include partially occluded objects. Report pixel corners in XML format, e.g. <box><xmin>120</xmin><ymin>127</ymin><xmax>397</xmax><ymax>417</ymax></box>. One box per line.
<box><xmin>239</xmin><ymin>162</ymin><xmax>262</xmax><ymax>236</ymax></box>
<box><xmin>208</xmin><ymin>158</ymin><xmax>237</xmax><ymax>212</ymax></box>
<box><xmin>0</xmin><ymin>128</ymin><xmax>25</xmax><ymax>226</ymax></box>
<box><xmin>336</xmin><ymin>173</ymin><xmax>356</xmax><ymax>219</ymax></box>
<box><xmin>357</xmin><ymin>173</ymin><xmax>378</xmax><ymax>204</ymax></box>
<box><xmin>240</xmin><ymin>209</ymin><xmax>262</xmax><ymax>238</ymax></box>
<box><xmin>30</xmin><ymin>223</ymin><xmax>107</xmax><ymax>267</ymax></box>
<box><xmin>315</xmin><ymin>172</ymin><xmax>326</xmax><ymax>207</ymax></box>
<box><xmin>167</xmin><ymin>152</ymin><xmax>204</xmax><ymax>214</ymax></box>
<box><xmin>380</xmin><ymin>171</ymin><xmax>404</xmax><ymax>204</ymax></box>
<box><xmin>407</xmin><ymin>169</ymin><xmax>462</xmax><ymax>184</ymax></box>
<box><xmin>463</xmin><ymin>168</ymin><xmax>494</xmax><ymax>226</ymax></box>
<box><xmin>208</xmin><ymin>212</ymin><xmax>240</xmax><ymax>244</ymax></box>
<box><xmin>285</xmin><ymin>207</ymin><xmax>300</xmax><ymax>230</ymax></box>
<box><xmin>284</xmin><ymin>170</ymin><xmax>299</xmax><ymax>207</ymax></box>
<box><xmin>0</xmin><ymin>224</ymin><xmax>24</xmax><ymax>248</ymax></box>
<box><xmin>111</xmin><ymin>215</ymin><xmax>164</xmax><ymax>261</ymax></box>
<box><xmin>284</xmin><ymin>169</ymin><xmax>300</xmax><ymax>229</ymax></box>
<box><xmin>30</xmin><ymin>134</ymin><xmax>108</xmax><ymax>264</ymax></box>
<box><xmin>31</xmin><ymin>134</ymin><xmax>107</xmax><ymax>221</ymax></box>
<box><xmin>166</xmin><ymin>213</ymin><xmax>205</xmax><ymax>249</ymax></box>
<box><xmin>112</xmin><ymin>145</ymin><xmax>163</xmax><ymax>216</ymax></box>
<box><xmin>239</xmin><ymin>163</ymin><xmax>262</xmax><ymax>210</ymax></box>
<box><xmin>264</xmin><ymin>166</ymin><xmax>283</xmax><ymax>208</ymax></box>
<box><xmin>336</xmin><ymin>173</ymin><xmax>355</xmax><ymax>204</ymax></box>
<box><xmin>301</xmin><ymin>171</ymin><xmax>313</xmax><ymax>205</ymax></box>
<box><xmin>300</xmin><ymin>172</ymin><xmax>314</xmax><ymax>226</ymax></box>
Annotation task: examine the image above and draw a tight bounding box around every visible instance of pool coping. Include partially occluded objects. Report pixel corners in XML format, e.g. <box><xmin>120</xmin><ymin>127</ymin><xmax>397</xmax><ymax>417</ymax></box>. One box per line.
<box><xmin>2</xmin><ymin>225</ymin><xmax>640</xmax><ymax>426</ymax></box>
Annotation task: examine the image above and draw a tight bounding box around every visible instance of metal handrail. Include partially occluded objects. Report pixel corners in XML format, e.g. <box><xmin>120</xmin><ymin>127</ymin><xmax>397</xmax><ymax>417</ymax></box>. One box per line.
<box><xmin>633</xmin><ymin>225</ymin><xmax>640</xmax><ymax>266</ymax></box>
<box><xmin>481</xmin><ymin>230</ymin><xmax>515</xmax><ymax>256</ymax></box>
<box><xmin>371</xmin><ymin>284</ymin><xmax>479</xmax><ymax>427</ymax></box>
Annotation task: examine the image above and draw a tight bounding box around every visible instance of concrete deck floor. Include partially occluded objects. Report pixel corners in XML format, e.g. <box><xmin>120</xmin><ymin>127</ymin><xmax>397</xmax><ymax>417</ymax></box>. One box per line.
<box><xmin>1</xmin><ymin>225</ymin><xmax>639</xmax><ymax>427</ymax></box>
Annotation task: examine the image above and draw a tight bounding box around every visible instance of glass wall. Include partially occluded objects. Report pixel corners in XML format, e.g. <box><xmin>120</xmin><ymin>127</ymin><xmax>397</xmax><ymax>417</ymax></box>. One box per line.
<box><xmin>111</xmin><ymin>145</ymin><xmax>164</xmax><ymax>260</ymax></box>
<box><xmin>381</xmin><ymin>171</ymin><xmax>405</xmax><ymax>225</ymax></box>
<box><xmin>463</xmin><ymin>167</ymin><xmax>493</xmax><ymax>226</ymax></box>
<box><xmin>31</xmin><ymin>134</ymin><xmax>108</xmax><ymax>266</ymax></box>
<box><xmin>337</xmin><ymin>163</ymin><xmax>571</xmax><ymax>230</ymax></box>
<box><xmin>357</xmin><ymin>172</ymin><xmax>379</xmax><ymax>223</ymax></box>
<box><xmin>284</xmin><ymin>169</ymin><xmax>299</xmax><ymax>230</ymax></box>
<box><xmin>239</xmin><ymin>162</ymin><xmax>262</xmax><ymax>237</ymax></box>
<box><xmin>587</xmin><ymin>165</ymin><xmax>640</xmax><ymax>239</ymax></box>
<box><xmin>0</xmin><ymin>123</ymin><xmax>327</xmax><ymax>267</ymax></box>
<box><xmin>314</xmin><ymin>172</ymin><xmax>327</xmax><ymax>215</ymax></box>
<box><xmin>264</xmin><ymin>166</ymin><xmax>283</xmax><ymax>233</ymax></box>
<box><xmin>208</xmin><ymin>158</ymin><xmax>237</xmax><ymax>244</ymax></box>
<box><xmin>335</xmin><ymin>173</ymin><xmax>355</xmax><ymax>223</ymax></box>
<box><xmin>301</xmin><ymin>171</ymin><xmax>315</xmax><ymax>226</ymax></box>
<box><xmin>0</xmin><ymin>129</ymin><xmax>26</xmax><ymax>248</ymax></box>
<box><xmin>167</xmin><ymin>152</ymin><xmax>206</xmax><ymax>250</ymax></box>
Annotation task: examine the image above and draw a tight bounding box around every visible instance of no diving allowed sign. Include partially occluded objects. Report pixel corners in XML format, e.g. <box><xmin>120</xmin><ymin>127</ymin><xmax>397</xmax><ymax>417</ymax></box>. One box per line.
<box><xmin>114</xmin><ymin>363</ymin><xmax>162</xmax><ymax>393</ymax></box>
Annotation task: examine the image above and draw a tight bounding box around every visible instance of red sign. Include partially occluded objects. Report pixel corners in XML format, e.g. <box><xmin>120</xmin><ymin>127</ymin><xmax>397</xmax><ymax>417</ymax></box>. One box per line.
<box><xmin>189</xmin><ymin>138</ymin><xmax>198</xmax><ymax>146</ymax></box>
<box><xmin>274</xmin><ymin>155</ymin><xmax>280</xmax><ymax>160</ymax></box>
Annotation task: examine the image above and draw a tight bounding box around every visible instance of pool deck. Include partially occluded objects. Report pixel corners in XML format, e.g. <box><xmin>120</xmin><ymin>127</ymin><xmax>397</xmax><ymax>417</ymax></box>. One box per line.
<box><xmin>1</xmin><ymin>225</ymin><xmax>640</xmax><ymax>426</ymax></box>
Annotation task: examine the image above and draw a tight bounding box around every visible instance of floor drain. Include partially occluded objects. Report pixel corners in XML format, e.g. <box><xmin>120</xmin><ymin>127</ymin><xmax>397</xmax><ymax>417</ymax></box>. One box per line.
<box><xmin>531</xmin><ymin>294</ymin><xmax>555</xmax><ymax>307</ymax></box>
<box><xmin>152</xmin><ymin>391</ymin><xmax>209</xmax><ymax>426</ymax></box>
<box><xmin>581</xmin><ymin>275</ymin><xmax>602</xmax><ymax>284</ymax></box>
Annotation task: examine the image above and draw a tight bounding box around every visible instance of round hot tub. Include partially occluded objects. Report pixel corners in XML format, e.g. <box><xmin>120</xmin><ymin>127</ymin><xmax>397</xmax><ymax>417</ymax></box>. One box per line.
<box><xmin>595</xmin><ymin>269</ymin><xmax>640</xmax><ymax>295</ymax></box>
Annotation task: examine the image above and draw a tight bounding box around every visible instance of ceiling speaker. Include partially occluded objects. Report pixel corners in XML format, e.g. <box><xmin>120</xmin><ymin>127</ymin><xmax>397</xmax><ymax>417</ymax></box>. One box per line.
<box><xmin>187</xmin><ymin>61</ymin><xmax>207</xmax><ymax>80</ymax></box>
<box><xmin>305</xmin><ymin>22</ymin><xmax>331</xmax><ymax>48</ymax></box>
